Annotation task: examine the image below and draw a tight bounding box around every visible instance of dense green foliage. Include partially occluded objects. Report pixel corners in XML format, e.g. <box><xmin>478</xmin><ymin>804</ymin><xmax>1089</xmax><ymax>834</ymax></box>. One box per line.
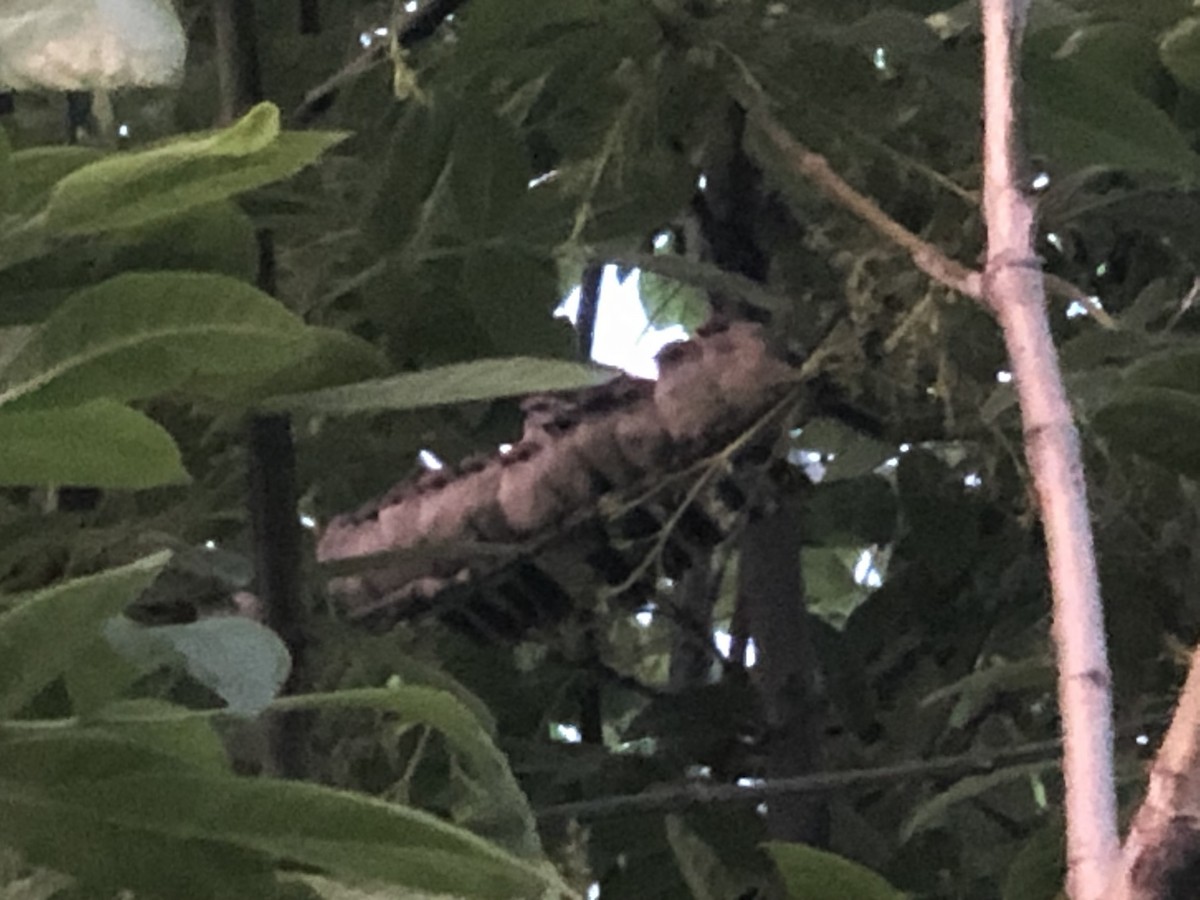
<box><xmin>6</xmin><ymin>1</ymin><xmax>1200</xmax><ymax>898</ymax></box>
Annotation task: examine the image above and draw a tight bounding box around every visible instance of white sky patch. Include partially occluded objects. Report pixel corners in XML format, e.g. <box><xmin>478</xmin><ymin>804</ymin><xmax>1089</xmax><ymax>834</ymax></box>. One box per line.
<box><xmin>872</xmin><ymin>47</ymin><xmax>887</xmax><ymax>70</ymax></box>
<box><xmin>299</xmin><ymin>514</ymin><xmax>317</xmax><ymax>530</ymax></box>
<box><xmin>1065</xmin><ymin>298</ymin><xmax>1098</xmax><ymax>319</ymax></box>
<box><xmin>557</xmin><ymin>267</ymin><xmax>687</xmax><ymax>378</ymax></box>
<box><xmin>405</xmin><ymin>0</ymin><xmax>419</xmax><ymax>11</ymax></box>
<box><xmin>204</xmin><ymin>539</ymin><xmax>217</xmax><ymax>550</ymax></box>
<box><xmin>418</xmin><ymin>449</ymin><xmax>444</xmax><ymax>470</ymax></box>
<box><xmin>587</xmin><ymin>884</ymin><xmax>601</xmax><ymax>900</ymax></box>
<box><xmin>1030</xmin><ymin>172</ymin><xmax>1050</xmax><ymax>191</ymax></box>
<box><xmin>853</xmin><ymin>549</ymin><xmax>883</xmax><ymax>588</ymax></box>
<box><xmin>963</xmin><ymin>471</ymin><xmax>982</xmax><ymax>489</ymax></box>
<box><xmin>551</xmin><ymin>723</ymin><xmax>582</xmax><ymax>744</ymax></box>
<box><xmin>117</xmin><ymin>122</ymin><xmax>130</xmax><ymax>138</ymax></box>
<box><xmin>713</xmin><ymin>629</ymin><xmax>757</xmax><ymax>666</ymax></box>
<box><xmin>996</xmin><ymin>370</ymin><xmax>1013</xmax><ymax>383</ymax></box>
<box><xmin>1046</xmin><ymin>232</ymin><xmax>1063</xmax><ymax>253</ymax></box>
<box><xmin>635</xmin><ymin>608</ymin><xmax>654</xmax><ymax>627</ymax></box>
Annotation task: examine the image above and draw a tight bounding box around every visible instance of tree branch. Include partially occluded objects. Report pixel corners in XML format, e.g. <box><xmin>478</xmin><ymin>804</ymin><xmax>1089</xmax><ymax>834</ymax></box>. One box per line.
<box><xmin>980</xmin><ymin>1</ymin><xmax>1118</xmax><ymax>897</ymax></box>
<box><xmin>1105</xmin><ymin>644</ymin><xmax>1200</xmax><ymax>899</ymax></box>
<box><xmin>291</xmin><ymin>0</ymin><xmax>468</xmax><ymax>125</ymax></box>
<box><xmin>537</xmin><ymin>737</ymin><xmax>1066</xmax><ymax>824</ymax></box>
<box><xmin>748</xmin><ymin>108</ymin><xmax>983</xmax><ymax>300</ymax></box>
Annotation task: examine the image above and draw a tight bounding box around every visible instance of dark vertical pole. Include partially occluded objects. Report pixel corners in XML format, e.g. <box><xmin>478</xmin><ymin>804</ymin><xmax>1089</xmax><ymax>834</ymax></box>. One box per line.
<box><xmin>65</xmin><ymin>92</ymin><xmax>93</xmax><ymax>144</ymax></box>
<box><xmin>576</xmin><ymin>264</ymin><xmax>603</xmax><ymax>360</ymax></box>
<box><xmin>212</xmin><ymin>0</ymin><xmax>308</xmax><ymax>778</ymax></box>
<box><xmin>577</xmin><ymin>265</ymin><xmax>604</xmax><ymax>744</ymax></box>
<box><xmin>738</xmin><ymin>499</ymin><xmax>828</xmax><ymax>846</ymax></box>
<box><xmin>700</xmin><ymin>100</ymin><xmax>827</xmax><ymax>843</ymax></box>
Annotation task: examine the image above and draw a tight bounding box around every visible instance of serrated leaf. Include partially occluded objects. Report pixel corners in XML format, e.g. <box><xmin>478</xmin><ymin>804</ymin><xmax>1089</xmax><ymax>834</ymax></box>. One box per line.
<box><xmin>104</xmin><ymin>617</ymin><xmax>291</xmax><ymax>716</ymax></box>
<box><xmin>0</xmin><ymin>551</ymin><xmax>171</xmax><ymax>718</ymax></box>
<box><xmin>1092</xmin><ymin>386</ymin><xmax>1200</xmax><ymax>476</ymax></box>
<box><xmin>1025</xmin><ymin>55</ymin><xmax>1200</xmax><ymax>179</ymax></box>
<box><xmin>39</xmin><ymin>103</ymin><xmax>346</xmax><ymax>236</ymax></box>
<box><xmin>0</xmin><ymin>399</ymin><xmax>188</xmax><ymax>488</ymax></box>
<box><xmin>764</xmin><ymin>842</ymin><xmax>905</xmax><ymax>900</ymax></box>
<box><xmin>0</xmin><ymin>272</ymin><xmax>313</xmax><ymax>410</ymax></box>
<box><xmin>267</xmin><ymin>357</ymin><xmax>615</xmax><ymax>415</ymax></box>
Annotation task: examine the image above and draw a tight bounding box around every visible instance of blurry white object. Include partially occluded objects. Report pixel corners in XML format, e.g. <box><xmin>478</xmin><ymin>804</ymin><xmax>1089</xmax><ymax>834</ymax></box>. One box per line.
<box><xmin>0</xmin><ymin>0</ymin><xmax>186</xmax><ymax>90</ymax></box>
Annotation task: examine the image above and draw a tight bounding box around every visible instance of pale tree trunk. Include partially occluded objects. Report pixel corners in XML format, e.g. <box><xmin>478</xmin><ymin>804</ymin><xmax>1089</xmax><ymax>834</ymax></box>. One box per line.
<box><xmin>979</xmin><ymin>0</ymin><xmax>1119</xmax><ymax>896</ymax></box>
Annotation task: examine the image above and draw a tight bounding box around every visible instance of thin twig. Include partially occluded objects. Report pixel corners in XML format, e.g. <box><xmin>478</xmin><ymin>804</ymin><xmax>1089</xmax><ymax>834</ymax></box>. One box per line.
<box><xmin>748</xmin><ymin>108</ymin><xmax>983</xmax><ymax>300</ymax></box>
<box><xmin>537</xmin><ymin>737</ymin><xmax>1066</xmax><ymax>823</ymax></box>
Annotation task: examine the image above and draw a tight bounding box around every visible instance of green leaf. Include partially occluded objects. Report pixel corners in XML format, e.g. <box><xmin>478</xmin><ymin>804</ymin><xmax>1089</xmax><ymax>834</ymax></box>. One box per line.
<box><xmin>764</xmin><ymin>842</ymin><xmax>906</xmax><ymax>900</ymax></box>
<box><xmin>920</xmin><ymin>659</ymin><xmax>1054</xmax><ymax>729</ymax></box>
<box><xmin>0</xmin><ymin>551</ymin><xmax>171</xmax><ymax>718</ymax></box>
<box><xmin>62</xmin><ymin>632</ymin><xmax>143</xmax><ymax>715</ymax></box>
<box><xmin>0</xmin><ymin>778</ymin><xmax>276</xmax><ymax>900</ymax></box>
<box><xmin>1001</xmin><ymin>820</ymin><xmax>1065</xmax><ymax>900</ymax></box>
<box><xmin>19</xmin><ymin>772</ymin><xmax>558</xmax><ymax>899</ymax></box>
<box><xmin>0</xmin><ymin>729</ymin><xmax>192</xmax><ymax>785</ymax></box>
<box><xmin>268</xmin><ymin>357</ymin><xmax>615</xmax><ymax>415</ymax></box>
<box><xmin>1058</xmin><ymin>23</ymin><xmax>1165</xmax><ymax>99</ymax></box>
<box><xmin>1025</xmin><ymin>55</ymin><xmax>1200</xmax><ymax>179</ymax></box>
<box><xmin>5</xmin><ymin>146</ymin><xmax>103</xmax><ymax>217</ymax></box>
<box><xmin>272</xmin><ymin>686</ymin><xmax>540</xmax><ymax>858</ymax></box>
<box><xmin>40</xmin><ymin>103</ymin><xmax>346</xmax><ymax>236</ymax></box>
<box><xmin>639</xmin><ymin>270</ymin><xmax>709</xmax><ymax>331</ymax></box>
<box><xmin>665</xmin><ymin>815</ymin><xmax>742</xmax><ymax>900</ymax></box>
<box><xmin>902</xmin><ymin>762</ymin><xmax>1058</xmax><ymax>840</ymax></box>
<box><xmin>451</xmin><ymin>106</ymin><xmax>531</xmax><ymax>239</ymax></box>
<box><xmin>86</xmin><ymin>700</ymin><xmax>233</xmax><ymax>775</ymax></box>
<box><xmin>367</xmin><ymin>102</ymin><xmax>457</xmax><ymax>254</ymax></box>
<box><xmin>803</xmin><ymin>477</ymin><xmax>897</xmax><ymax>546</ymax></box>
<box><xmin>241</xmin><ymin>326</ymin><xmax>389</xmax><ymax>404</ymax></box>
<box><xmin>108</xmin><ymin>200</ymin><xmax>260</xmax><ymax>283</ymax></box>
<box><xmin>1092</xmin><ymin>386</ymin><xmax>1200</xmax><ymax>477</ymax></box>
<box><xmin>1124</xmin><ymin>347</ymin><xmax>1200</xmax><ymax>392</ymax></box>
<box><xmin>104</xmin><ymin>617</ymin><xmax>291</xmax><ymax>716</ymax></box>
<box><xmin>1161</xmin><ymin>17</ymin><xmax>1200</xmax><ymax>92</ymax></box>
<box><xmin>462</xmin><ymin>249</ymin><xmax>577</xmax><ymax>358</ymax></box>
<box><xmin>0</xmin><ymin>272</ymin><xmax>313</xmax><ymax>410</ymax></box>
<box><xmin>0</xmin><ymin>399</ymin><xmax>189</xmax><ymax>488</ymax></box>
